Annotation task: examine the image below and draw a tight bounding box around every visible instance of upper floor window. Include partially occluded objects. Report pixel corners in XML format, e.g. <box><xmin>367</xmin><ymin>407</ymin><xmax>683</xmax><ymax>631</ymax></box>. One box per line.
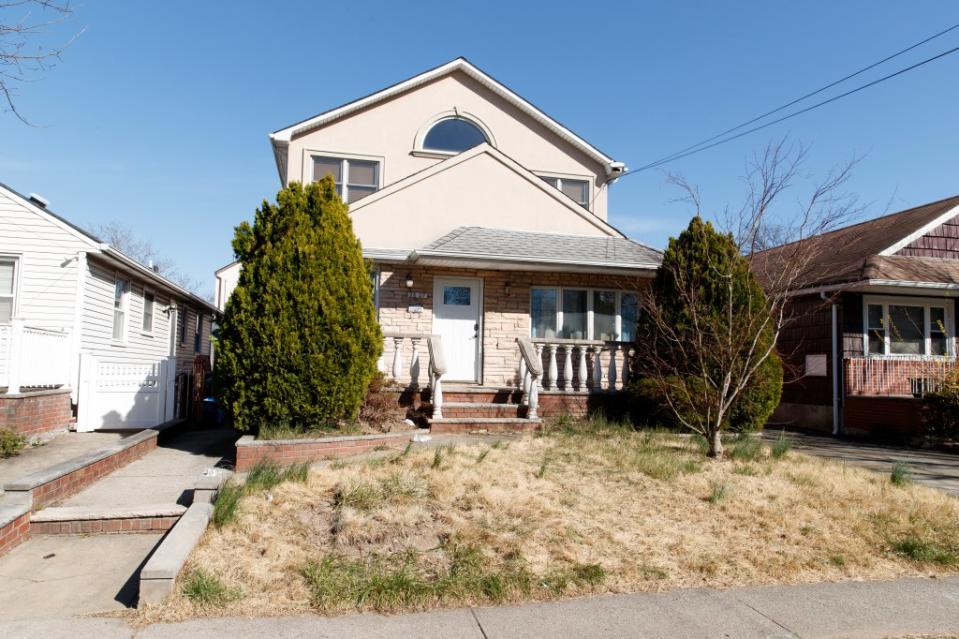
<box><xmin>540</xmin><ymin>176</ymin><xmax>589</xmax><ymax>208</ymax></box>
<box><xmin>178</xmin><ymin>307</ymin><xmax>188</xmax><ymax>345</ymax></box>
<box><xmin>0</xmin><ymin>257</ymin><xmax>18</xmax><ymax>323</ymax></box>
<box><xmin>113</xmin><ymin>276</ymin><xmax>129</xmax><ymax>341</ymax></box>
<box><xmin>423</xmin><ymin>118</ymin><xmax>488</xmax><ymax>153</ymax></box>
<box><xmin>142</xmin><ymin>289</ymin><xmax>155</xmax><ymax>333</ymax></box>
<box><xmin>865</xmin><ymin>297</ymin><xmax>952</xmax><ymax>357</ymax></box>
<box><xmin>313</xmin><ymin>156</ymin><xmax>380</xmax><ymax>203</ymax></box>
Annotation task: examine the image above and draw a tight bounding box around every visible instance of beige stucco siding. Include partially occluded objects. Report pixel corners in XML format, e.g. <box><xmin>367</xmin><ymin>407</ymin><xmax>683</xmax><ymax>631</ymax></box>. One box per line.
<box><xmin>377</xmin><ymin>264</ymin><xmax>648</xmax><ymax>386</ymax></box>
<box><xmin>286</xmin><ymin>71</ymin><xmax>609</xmax><ymax>220</ymax></box>
<box><xmin>350</xmin><ymin>150</ymin><xmax>612</xmax><ymax>250</ymax></box>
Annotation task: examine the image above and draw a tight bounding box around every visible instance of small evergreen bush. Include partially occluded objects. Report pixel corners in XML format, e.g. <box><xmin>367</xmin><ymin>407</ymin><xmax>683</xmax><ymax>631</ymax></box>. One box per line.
<box><xmin>216</xmin><ymin>179</ymin><xmax>382</xmax><ymax>434</ymax></box>
<box><xmin>0</xmin><ymin>427</ymin><xmax>26</xmax><ymax>458</ymax></box>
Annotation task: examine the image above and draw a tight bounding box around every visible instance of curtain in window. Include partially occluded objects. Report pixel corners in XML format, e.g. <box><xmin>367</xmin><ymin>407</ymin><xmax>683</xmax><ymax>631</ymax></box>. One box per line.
<box><xmin>561</xmin><ymin>290</ymin><xmax>587</xmax><ymax>339</ymax></box>
<box><xmin>593</xmin><ymin>290</ymin><xmax>616</xmax><ymax>340</ymax></box>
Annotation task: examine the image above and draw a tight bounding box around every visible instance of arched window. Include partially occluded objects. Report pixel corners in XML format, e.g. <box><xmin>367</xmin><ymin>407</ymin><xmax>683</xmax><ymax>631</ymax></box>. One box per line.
<box><xmin>422</xmin><ymin>118</ymin><xmax>489</xmax><ymax>153</ymax></box>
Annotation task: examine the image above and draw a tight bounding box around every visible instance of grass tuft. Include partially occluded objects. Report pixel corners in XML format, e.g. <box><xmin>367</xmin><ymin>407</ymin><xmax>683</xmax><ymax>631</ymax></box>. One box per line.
<box><xmin>890</xmin><ymin>462</ymin><xmax>912</xmax><ymax>487</ymax></box>
<box><xmin>391</xmin><ymin>442</ymin><xmax>413</xmax><ymax>464</ymax></box>
<box><xmin>771</xmin><ymin>431</ymin><xmax>793</xmax><ymax>460</ymax></box>
<box><xmin>707</xmin><ymin>479</ymin><xmax>729</xmax><ymax>504</ymax></box>
<box><xmin>180</xmin><ymin>568</ymin><xmax>241</xmax><ymax>606</ymax></box>
<box><xmin>0</xmin><ymin>427</ymin><xmax>26</xmax><ymax>458</ymax></box>
<box><xmin>476</xmin><ymin>448</ymin><xmax>491</xmax><ymax>464</ymax></box>
<box><xmin>211</xmin><ymin>482</ymin><xmax>243</xmax><ymax>529</ymax></box>
<box><xmin>891</xmin><ymin>537</ymin><xmax>957</xmax><ymax>565</ymax></box>
<box><xmin>730</xmin><ymin>436</ymin><xmax>763</xmax><ymax>462</ymax></box>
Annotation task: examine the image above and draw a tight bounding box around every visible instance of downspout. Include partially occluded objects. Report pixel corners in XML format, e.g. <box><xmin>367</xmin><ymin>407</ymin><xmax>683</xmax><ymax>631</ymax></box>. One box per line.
<box><xmin>822</xmin><ymin>292</ymin><xmax>841</xmax><ymax>436</ymax></box>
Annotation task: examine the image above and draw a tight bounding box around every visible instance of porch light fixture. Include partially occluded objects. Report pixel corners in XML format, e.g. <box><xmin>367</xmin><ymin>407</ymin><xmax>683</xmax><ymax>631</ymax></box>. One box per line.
<box><xmin>405</xmin><ymin>273</ymin><xmax>414</xmax><ymax>289</ymax></box>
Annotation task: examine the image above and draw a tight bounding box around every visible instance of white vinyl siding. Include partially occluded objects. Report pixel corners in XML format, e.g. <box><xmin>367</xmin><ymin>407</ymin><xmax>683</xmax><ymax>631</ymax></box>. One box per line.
<box><xmin>0</xmin><ymin>190</ymin><xmax>86</xmax><ymax>331</ymax></box>
<box><xmin>81</xmin><ymin>259</ymin><xmax>174</xmax><ymax>363</ymax></box>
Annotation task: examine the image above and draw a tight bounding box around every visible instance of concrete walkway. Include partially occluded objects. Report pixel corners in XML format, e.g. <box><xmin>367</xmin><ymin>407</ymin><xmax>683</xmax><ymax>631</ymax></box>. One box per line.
<box><xmin>0</xmin><ymin>431</ymin><xmax>124</xmax><ymax>494</ymax></box>
<box><xmin>0</xmin><ymin>575</ymin><xmax>957</xmax><ymax>638</ymax></box>
<box><xmin>765</xmin><ymin>430</ymin><xmax>959</xmax><ymax>496</ymax></box>
<box><xmin>57</xmin><ymin>427</ymin><xmax>236</xmax><ymax>508</ymax></box>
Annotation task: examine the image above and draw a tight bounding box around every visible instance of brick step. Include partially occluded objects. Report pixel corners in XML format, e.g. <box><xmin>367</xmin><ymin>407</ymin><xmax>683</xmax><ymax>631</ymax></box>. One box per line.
<box><xmin>429</xmin><ymin>417</ymin><xmax>541</xmax><ymax>434</ymax></box>
<box><xmin>425</xmin><ymin>388</ymin><xmax>524</xmax><ymax>405</ymax></box>
<box><xmin>30</xmin><ymin>503</ymin><xmax>186</xmax><ymax>535</ymax></box>
<box><xmin>439</xmin><ymin>402</ymin><xmax>527</xmax><ymax>418</ymax></box>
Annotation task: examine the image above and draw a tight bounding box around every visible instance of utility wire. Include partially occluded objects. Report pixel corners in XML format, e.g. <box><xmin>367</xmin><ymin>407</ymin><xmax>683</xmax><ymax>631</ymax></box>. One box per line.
<box><xmin>620</xmin><ymin>27</ymin><xmax>959</xmax><ymax>177</ymax></box>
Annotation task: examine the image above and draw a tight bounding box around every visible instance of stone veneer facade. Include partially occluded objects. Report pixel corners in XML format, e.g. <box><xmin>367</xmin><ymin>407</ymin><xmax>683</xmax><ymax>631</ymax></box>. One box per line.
<box><xmin>376</xmin><ymin>265</ymin><xmax>650</xmax><ymax>387</ymax></box>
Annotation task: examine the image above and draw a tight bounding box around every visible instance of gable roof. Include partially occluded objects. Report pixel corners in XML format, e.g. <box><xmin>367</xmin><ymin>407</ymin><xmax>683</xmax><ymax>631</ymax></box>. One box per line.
<box><xmin>414</xmin><ymin>226</ymin><xmax>661</xmax><ymax>271</ymax></box>
<box><xmin>755</xmin><ymin>195</ymin><xmax>959</xmax><ymax>290</ymax></box>
<box><xmin>0</xmin><ymin>181</ymin><xmax>218</xmax><ymax>314</ymax></box>
<box><xmin>269</xmin><ymin>57</ymin><xmax>623</xmax><ymax>175</ymax></box>
<box><xmin>348</xmin><ymin>142</ymin><xmax>626</xmax><ymax>240</ymax></box>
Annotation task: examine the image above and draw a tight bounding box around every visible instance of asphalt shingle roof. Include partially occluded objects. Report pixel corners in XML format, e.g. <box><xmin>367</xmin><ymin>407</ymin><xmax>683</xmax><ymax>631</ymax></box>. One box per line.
<box><xmin>419</xmin><ymin>226</ymin><xmax>662</xmax><ymax>268</ymax></box>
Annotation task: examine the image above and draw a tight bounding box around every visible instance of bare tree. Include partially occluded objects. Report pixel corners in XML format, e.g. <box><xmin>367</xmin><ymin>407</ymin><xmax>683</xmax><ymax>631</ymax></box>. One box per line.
<box><xmin>1</xmin><ymin>0</ymin><xmax>81</xmax><ymax>124</ymax></box>
<box><xmin>635</xmin><ymin>139</ymin><xmax>861</xmax><ymax>457</ymax></box>
<box><xmin>92</xmin><ymin>220</ymin><xmax>208</xmax><ymax>297</ymax></box>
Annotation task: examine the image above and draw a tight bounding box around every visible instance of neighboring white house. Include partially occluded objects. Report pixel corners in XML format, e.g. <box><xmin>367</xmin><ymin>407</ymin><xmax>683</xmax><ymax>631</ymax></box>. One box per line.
<box><xmin>217</xmin><ymin>58</ymin><xmax>661</xmax><ymax>424</ymax></box>
<box><xmin>0</xmin><ymin>182</ymin><xmax>217</xmax><ymax>431</ymax></box>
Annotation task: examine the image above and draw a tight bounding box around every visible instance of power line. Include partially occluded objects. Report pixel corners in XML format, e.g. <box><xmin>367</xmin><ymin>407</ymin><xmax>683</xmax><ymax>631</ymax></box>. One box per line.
<box><xmin>620</xmin><ymin>27</ymin><xmax>959</xmax><ymax>177</ymax></box>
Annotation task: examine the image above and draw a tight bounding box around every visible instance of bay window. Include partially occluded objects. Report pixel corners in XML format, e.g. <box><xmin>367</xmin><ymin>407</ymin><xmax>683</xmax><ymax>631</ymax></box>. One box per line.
<box><xmin>530</xmin><ymin>287</ymin><xmax>639</xmax><ymax>341</ymax></box>
<box><xmin>864</xmin><ymin>296</ymin><xmax>953</xmax><ymax>357</ymax></box>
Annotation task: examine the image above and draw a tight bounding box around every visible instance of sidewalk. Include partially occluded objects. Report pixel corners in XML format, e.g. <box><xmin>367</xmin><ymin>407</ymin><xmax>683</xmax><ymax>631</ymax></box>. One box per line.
<box><xmin>1</xmin><ymin>575</ymin><xmax>957</xmax><ymax>638</ymax></box>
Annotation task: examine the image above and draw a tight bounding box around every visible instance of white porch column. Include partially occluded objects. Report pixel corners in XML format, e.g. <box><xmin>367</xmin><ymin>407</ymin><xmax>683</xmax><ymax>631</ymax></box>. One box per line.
<box><xmin>591</xmin><ymin>345</ymin><xmax>603</xmax><ymax>390</ymax></box>
<box><xmin>576</xmin><ymin>345</ymin><xmax>588</xmax><ymax>391</ymax></box>
<box><xmin>391</xmin><ymin>337</ymin><xmax>405</xmax><ymax>381</ymax></box>
<box><xmin>409</xmin><ymin>337</ymin><xmax>421</xmax><ymax>388</ymax></box>
<box><xmin>546</xmin><ymin>344</ymin><xmax>558</xmax><ymax>390</ymax></box>
<box><xmin>608</xmin><ymin>344</ymin><xmax>618</xmax><ymax>390</ymax></box>
<box><xmin>562</xmin><ymin>345</ymin><xmax>573</xmax><ymax>391</ymax></box>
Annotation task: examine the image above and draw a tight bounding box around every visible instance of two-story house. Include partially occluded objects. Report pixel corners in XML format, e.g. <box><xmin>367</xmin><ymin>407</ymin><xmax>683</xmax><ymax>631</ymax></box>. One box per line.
<box><xmin>216</xmin><ymin>58</ymin><xmax>661</xmax><ymax>428</ymax></box>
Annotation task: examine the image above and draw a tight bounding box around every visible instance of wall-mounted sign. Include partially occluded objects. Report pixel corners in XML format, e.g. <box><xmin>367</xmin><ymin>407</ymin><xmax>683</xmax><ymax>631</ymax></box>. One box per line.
<box><xmin>408</xmin><ymin>305</ymin><xmax>424</xmax><ymax>314</ymax></box>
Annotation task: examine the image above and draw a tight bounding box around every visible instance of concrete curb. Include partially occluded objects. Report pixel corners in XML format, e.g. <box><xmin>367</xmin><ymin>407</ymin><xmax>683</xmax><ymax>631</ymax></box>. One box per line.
<box><xmin>138</xmin><ymin>502</ymin><xmax>214</xmax><ymax>605</ymax></box>
<box><xmin>31</xmin><ymin>503</ymin><xmax>187</xmax><ymax>522</ymax></box>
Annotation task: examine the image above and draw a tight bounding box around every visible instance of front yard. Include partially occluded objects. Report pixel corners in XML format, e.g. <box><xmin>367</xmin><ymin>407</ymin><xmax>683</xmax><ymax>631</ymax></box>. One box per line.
<box><xmin>138</xmin><ymin>419</ymin><xmax>959</xmax><ymax>621</ymax></box>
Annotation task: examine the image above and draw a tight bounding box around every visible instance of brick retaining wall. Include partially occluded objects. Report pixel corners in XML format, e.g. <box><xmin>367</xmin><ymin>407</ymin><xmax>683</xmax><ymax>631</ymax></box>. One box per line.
<box><xmin>235</xmin><ymin>431</ymin><xmax>418</xmax><ymax>471</ymax></box>
<box><xmin>0</xmin><ymin>508</ymin><xmax>30</xmax><ymax>556</ymax></box>
<box><xmin>0</xmin><ymin>388</ymin><xmax>74</xmax><ymax>437</ymax></box>
<box><xmin>31</xmin><ymin>515</ymin><xmax>179</xmax><ymax>535</ymax></box>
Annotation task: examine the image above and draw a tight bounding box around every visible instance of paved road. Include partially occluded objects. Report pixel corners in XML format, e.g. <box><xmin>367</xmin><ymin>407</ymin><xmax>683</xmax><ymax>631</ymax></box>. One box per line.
<box><xmin>0</xmin><ymin>576</ymin><xmax>957</xmax><ymax>638</ymax></box>
<box><xmin>765</xmin><ymin>430</ymin><xmax>959</xmax><ymax>496</ymax></box>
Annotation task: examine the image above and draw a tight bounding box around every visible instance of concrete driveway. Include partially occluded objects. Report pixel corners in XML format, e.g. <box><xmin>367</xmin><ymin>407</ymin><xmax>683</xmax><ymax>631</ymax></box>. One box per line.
<box><xmin>764</xmin><ymin>430</ymin><xmax>959</xmax><ymax>496</ymax></box>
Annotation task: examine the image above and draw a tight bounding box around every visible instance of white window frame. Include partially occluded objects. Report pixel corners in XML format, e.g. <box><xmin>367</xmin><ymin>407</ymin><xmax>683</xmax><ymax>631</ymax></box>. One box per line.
<box><xmin>862</xmin><ymin>295</ymin><xmax>954</xmax><ymax>358</ymax></box>
<box><xmin>303</xmin><ymin>150</ymin><xmax>384</xmax><ymax>203</ymax></box>
<box><xmin>536</xmin><ymin>172</ymin><xmax>592</xmax><ymax>210</ymax></box>
<box><xmin>141</xmin><ymin>287</ymin><xmax>156</xmax><ymax>335</ymax></box>
<box><xmin>178</xmin><ymin>306</ymin><xmax>189</xmax><ymax>346</ymax></box>
<box><xmin>112</xmin><ymin>274</ymin><xmax>130</xmax><ymax>343</ymax></box>
<box><xmin>0</xmin><ymin>254</ymin><xmax>21</xmax><ymax>324</ymax></box>
<box><xmin>529</xmin><ymin>287</ymin><xmax>638</xmax><ymax>341</ymax></box>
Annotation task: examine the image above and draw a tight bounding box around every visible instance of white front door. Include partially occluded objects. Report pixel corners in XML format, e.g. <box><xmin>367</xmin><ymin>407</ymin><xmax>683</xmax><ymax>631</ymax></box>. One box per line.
<box><xmin>433</xmin><ymin>277</ymin><xmax>482</xmax><ymax>382</ymax></box>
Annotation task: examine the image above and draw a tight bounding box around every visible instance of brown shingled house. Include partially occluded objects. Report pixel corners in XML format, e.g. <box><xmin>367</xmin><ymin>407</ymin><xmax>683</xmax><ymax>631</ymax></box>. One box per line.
<box><xmin>762</xmin><ymin>195</ymin><xmax>959</xmax><ymax>441</ymax></box>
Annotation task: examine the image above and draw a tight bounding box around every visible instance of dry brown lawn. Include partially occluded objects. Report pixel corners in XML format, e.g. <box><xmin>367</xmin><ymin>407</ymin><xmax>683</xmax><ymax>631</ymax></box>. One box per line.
<box><xmin>137</xmin><ymin>421</ymin><xmax>959</xmax><ymax>622</ymax></box>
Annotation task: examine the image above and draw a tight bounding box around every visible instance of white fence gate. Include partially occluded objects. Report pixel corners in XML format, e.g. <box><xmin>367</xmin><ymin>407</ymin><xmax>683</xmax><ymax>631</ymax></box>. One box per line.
<box><xmin>76</xmin><ymin>353</ymin><xmax>176</xmax><ymax>432</ymax></box>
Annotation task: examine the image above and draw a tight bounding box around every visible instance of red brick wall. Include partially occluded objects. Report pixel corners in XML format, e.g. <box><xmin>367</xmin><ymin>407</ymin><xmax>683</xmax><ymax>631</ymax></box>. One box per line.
<box><xmin>0</xmin><ymin>389</ymin><xmax>74</xmax><ymax>437</ymax></box>
<box><xmin>236</xmin><ymin>433</ymin><xmax>413</xmax><ymax>471</ymax></box>
<box><xmin>0</xmin><ymin>511</ymin><xmax>30</xmax><ymax>556</ymax></box>
<box><xmin>29</xmin><ymin>435</ymin><xmax>157</xmax><ymax>509</ymax></box>
<box><xmin>31</xmin><ymin>515</ymin><xmax>179</xmax><ymax>535</ymax></box>
<box><xmin>843</xmin><ymin>396</ymin><xmax>925</xmax><ymax>440</ymax></box>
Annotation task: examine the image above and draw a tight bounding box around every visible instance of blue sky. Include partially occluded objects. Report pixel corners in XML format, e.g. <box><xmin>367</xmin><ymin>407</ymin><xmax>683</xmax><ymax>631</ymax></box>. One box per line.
<box><xmin>3</xmin><ymin>1</ymin><xmax>959</xmax><ymax>297</ymax></box>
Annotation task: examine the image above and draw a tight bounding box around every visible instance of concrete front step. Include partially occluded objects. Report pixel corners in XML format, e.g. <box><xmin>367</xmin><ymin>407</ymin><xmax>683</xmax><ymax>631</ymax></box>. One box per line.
<box><xmin>429</xmin><ymin>417</ymin><xmax>541</xmax><ymax>434</ymax></box>
<box><xmin>30</xmin><ymin>503</ymin><xmax>186</xmax><ymax>535</ymax></box>
<box><xmin>440</xmin><ymin>402</ymin><xmax>527</xmax><ymax>418</ymax></box>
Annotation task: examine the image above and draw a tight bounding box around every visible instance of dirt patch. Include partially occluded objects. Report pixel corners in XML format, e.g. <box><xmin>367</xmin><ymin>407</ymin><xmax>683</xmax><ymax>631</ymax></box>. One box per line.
<box><xmin>135</xmin><ymin>423</ymin><xmax>959</xmax><ymax>623</ymax></box>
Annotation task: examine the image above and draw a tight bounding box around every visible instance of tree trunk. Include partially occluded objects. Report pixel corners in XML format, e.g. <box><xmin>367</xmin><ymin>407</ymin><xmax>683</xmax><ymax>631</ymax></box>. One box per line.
<box><xmin>708</xmin><ymin>429</ymin><xmax>723</xmax><ymax>458</ymax></box>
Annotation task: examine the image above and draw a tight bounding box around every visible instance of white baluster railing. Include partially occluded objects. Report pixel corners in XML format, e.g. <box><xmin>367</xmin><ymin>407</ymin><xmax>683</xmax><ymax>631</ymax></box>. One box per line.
<box><xmin>530</xmin><ymin>338</ymin><xmax>633</xmax><ymax>392</ymax></box>
<box><xmin>516</xmin><ymin>337</ymin><xmax>543</xmax><ymax>419</ymax></box>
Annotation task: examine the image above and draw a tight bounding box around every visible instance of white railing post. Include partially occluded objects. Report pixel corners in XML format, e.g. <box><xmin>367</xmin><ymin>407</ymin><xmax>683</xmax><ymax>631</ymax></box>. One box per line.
<box><xmin>576</xmin><ymin>346</ymin><xmax>588</xmax><ymax>390</ymax></box>
<box><xmin>534</xmin><ymin>343</ymin><xmax>544</xmax><ymax>390</ymax></box>
<box><xmin>6</xmin><ymin>319</ymin><xmax>23</xmax><ymax>394</ymax></box>
<box><xmin>519</xmin><ymin>355</ymin><xmax>529</xmax><ymax>405</ymax></box>
<box><xmin>391</xmin><ymin>337</ymin><xmax>405</xmax><ymax>381</ymax></box>
<box><xmin>527</xmin><ymin>370</ymin><xmax>539</xmax><ymax>419</ymax></box>
<box><xmin>562</xmin><ymin>346</ymin><xmax>573</xmax><ymax>391</ymax></box>
<box><xmin>621</xmin><ymin>346</ymin><xmax>631</xmax><ymax>386</ymax></box>
<box><xmin>409</xmin><ymin>337</ymin><xmax>421</xmax><ymax>389</ymax></box>
<box><xmin>592</xmin><ymin>345</ymin><xmax>603</xmax><ymax>390</ymax></box>
<box><xmin>608</xmin><ymin>344</ymin><xmax>618</xmax><ymax>390</ymax></box>
<box><xmin>547</xmin><ymin>344</ymin><xmax>558</xmax><ymax>390</ymax></box>
<box><xmin>427</xmin><ymin>335</ymin><xmax>446</xmax><ymax>420</ymax></box>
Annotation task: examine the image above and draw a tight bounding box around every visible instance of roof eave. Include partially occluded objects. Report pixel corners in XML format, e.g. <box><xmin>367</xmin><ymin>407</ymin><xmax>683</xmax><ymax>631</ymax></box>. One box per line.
<box><xmin>408</xmin><ymin>249</ymin><xmax>659</xmax><ymax>274</ymax></box>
